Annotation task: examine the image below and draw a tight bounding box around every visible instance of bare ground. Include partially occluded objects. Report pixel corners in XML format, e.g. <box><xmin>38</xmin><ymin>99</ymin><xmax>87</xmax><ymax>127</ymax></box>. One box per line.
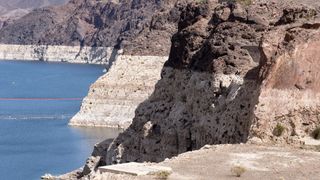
<box><xmin>92</xmin><ymin>144</ymin><xmax>320</xmax><ymax>180</ymax></box>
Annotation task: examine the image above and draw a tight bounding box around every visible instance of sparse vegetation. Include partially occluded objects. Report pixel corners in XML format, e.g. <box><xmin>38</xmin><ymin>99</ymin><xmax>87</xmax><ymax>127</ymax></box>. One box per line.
<box><xmin>231</xmin><ymin>165</ymin><xmax>246</xmax><ymax>177</ymax></box>
<box><xmin>236</xmin><ymin>0</ymin><xmax>252</xmax><ymax>6</ymax></box>
<box><xmin>153</xmin><ymin>170</ymin><xmax>171</xmax><ymax>180</ymax></box>
<box><xmin>196</xmin><ymin>0</ymin><xmax>208</xmax><ymax>3</ymax></box>
<box><xmin>312</xmin><ymin>127</ymin><xmax>320</xmax><ymax>140</ymax></box>
<box><xmin>273</xmin><ymin>123</ymin><xmax>285</xmax><ymax>137</ymax></box>
<box><xmin>220</xmin><ymin>0</ymin><xmax>252</xmax><ymax>6</ymax></box>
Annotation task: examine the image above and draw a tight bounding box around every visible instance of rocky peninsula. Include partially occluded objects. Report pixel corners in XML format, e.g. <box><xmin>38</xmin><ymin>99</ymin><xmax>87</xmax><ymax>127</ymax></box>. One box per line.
<box><xmin>57</xmin><ymin>0</ymin><xmax>320</xmax><ymax>179</ymax></box>
<box><xmin>69</xmin><ymin>55</ymin><xmax>168</xmax><ymax>128</ymax></box>
<box><xmin>2</xmin><ymin>0</ymin><xmax>320</xmax><ymax>179</ymax></box>
<box><xmin>0</xmin><ymin>0</ymin><xmax>184</xmax><ymax>128</ymax></box>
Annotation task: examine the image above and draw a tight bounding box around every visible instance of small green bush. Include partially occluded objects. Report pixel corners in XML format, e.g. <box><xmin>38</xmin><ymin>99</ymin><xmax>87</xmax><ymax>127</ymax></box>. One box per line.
<box><xmin>312</xmin><ymin>127</ymin><xmax>320</xmax><ymax>140</ymax></box>
<box><xmin>273</xmin><ymin>123</ymin><xmax>285</xmax><ymax>137</ymax></box>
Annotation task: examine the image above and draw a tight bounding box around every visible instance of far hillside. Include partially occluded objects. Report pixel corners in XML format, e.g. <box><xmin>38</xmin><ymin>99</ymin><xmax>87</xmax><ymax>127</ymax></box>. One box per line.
<box><xmin>0</xmin><ymin>0</ymin><xmax>68</xmax><ymax>14</ymax></box>
<box><xmin>0</xmin><ymin>0</ymin><xmax>68</xmax><ymax>29</ymax></box>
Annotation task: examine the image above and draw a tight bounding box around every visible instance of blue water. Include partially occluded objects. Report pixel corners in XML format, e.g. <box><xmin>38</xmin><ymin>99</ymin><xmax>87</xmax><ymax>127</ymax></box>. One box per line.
<box><xmin>0</xmin><ymin>61</ymin><xmax>120</xmax><ymax>180</ymax></box>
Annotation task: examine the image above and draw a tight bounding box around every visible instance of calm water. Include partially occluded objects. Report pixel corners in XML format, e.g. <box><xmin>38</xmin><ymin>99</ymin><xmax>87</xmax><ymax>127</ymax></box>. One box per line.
<box><xmin>0</xmin><ymin>60</ymin><xmax>120</xmax><ymax>180</ymax></box>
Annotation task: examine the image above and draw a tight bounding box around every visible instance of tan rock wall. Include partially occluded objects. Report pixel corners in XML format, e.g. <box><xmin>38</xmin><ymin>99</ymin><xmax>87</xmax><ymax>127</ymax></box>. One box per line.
<box><xmin>69</xmin><ymin>55</ymin><xmax>167</xmax><ymax>129</ymax></box>
<box><xmin>251</xmin><ymin>32</ymin><xmax>320</xmax><ymax>144</ymax></box>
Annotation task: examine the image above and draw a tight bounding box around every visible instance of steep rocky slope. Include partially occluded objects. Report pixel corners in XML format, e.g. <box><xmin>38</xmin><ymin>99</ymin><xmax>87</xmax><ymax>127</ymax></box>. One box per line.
<box><xmin>69</xmin><ymin>55</ymin><xmax>167</xmax><ymax>128</ymax></box>
<box><xmin>0</xmin><ymin>0</ymin><xmax>195</xmax><ymax>129</ymax></box>
<box><xmin>0</xmin><ymin>0</ymin><xmax>67</xmax><ymax>11</ymax></box>
<box><xmin>0</xmin><ymin>0</ymin><xmax>187</xmax><ymax>56</ymax></box>
<box><xmin>67</xmin><ymin>1</ymin><xmax>320</xmax><ymax>178</ymax></box>
<box><xmin>0</xmin><ymin>0</ymin><xmax>68</xmax><ymax>29</ymax></box>
<box><xmin>0</xmin><ymin>0</ymin><xmax>187</xmax><ymax>128</ymax></box>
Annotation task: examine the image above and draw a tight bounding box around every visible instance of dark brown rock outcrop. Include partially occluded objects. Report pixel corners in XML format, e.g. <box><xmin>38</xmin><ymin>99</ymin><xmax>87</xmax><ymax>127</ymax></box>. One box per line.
<box><xmin>0</xmin><ymin>0</ymin><xmax>189</xmax><ymax>56</ymax></box>
<box><xmin>0</xmin><ymin>0</ymin><xmax>68</xmax><ymax>30</ymax></box>
<box><xmin>89</xmin><ymin>0</ymin><xmax>320</xmax><ymax>169</ymax></box>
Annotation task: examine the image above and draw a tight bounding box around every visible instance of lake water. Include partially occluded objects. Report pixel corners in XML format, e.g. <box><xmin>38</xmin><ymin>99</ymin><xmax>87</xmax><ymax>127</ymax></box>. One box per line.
<box><xmin>0</xmin><ymin>60</ymin><xmax>120</xmax><ymax>180</ymax></box>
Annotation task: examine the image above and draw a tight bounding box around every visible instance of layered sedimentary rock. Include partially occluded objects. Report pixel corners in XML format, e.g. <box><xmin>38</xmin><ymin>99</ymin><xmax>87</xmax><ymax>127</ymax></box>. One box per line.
<box><xmin>0</xmin><ymin>44</ymin><xmax>113</xmax><ymax>64</ymax></box>
<box><xmin>69</xmin><ymin>55</ymin><xmax>167</xmax><ymax>129</ymax></box>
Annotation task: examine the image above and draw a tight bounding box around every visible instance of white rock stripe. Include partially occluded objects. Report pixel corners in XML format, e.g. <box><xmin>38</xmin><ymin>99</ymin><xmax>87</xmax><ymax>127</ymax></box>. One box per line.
<box><xmin>69</xmin><ymin>55</ymin><xmax>168</xmax><ymax>129</ymax></box>
<box><xmin>0</xmin><ymin>44</ymin><xmax>114</xmax><ymax>64</ymax></box>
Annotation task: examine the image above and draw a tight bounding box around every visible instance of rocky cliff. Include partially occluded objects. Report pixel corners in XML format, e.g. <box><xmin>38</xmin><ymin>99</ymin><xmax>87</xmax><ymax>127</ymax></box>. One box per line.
<box><xmin>0</xmin><ymin>0</ymin><xmax>186</xmax><ymax>56</ymax></box>
<box><xmin>69</xmin><ymin>55</ymin><xmax>167</xmax><ymax>128</ymax></box>
<box><xmin>0</xmin><ymin>0</ymin><xmax>68</xmax><ymax>12</ymax></box>
<box><xmin>0</xmin><ymin>0</ymin><xmax>188</xmax><ymax>129</ymax></box>
<box><xmin>63</xmin><ymin>0</ymin><xmax>192</xmax><ymax>128</ymax></box>
<box><xmin>0</xmin><ymin>0</ymin><xmax>195</xmax><ymax>131</ymax></box>
<box><xmin>0</xmin><ymin>0</ymin><xmax>68</xmax><ymax>29</ymax></box>
<box><xmin>69</xmin><ymin>0</ymin><xmax>320</xmax><ymax>178</ymax></box>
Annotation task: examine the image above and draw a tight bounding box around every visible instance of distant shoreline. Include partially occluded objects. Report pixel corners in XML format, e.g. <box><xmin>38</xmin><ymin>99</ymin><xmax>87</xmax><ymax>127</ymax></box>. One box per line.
<box><xmin>0</xmin><ymin>44</ymin><xmax>114</xmax><ymax>64</ymax></box>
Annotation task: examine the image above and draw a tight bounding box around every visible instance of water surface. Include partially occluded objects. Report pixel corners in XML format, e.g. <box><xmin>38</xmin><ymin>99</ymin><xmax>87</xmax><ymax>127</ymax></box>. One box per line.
<box><xmin>0</xmin><ymin>60</ymin><xmax>120</xmax><ymax>180</ymax></box>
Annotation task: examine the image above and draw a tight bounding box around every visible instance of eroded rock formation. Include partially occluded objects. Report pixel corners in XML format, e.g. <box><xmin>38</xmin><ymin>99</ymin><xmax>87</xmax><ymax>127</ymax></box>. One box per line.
<box><xmin>69</xmin><ymin>55</ymin><xmax>167</xmax><ymax>128</ymax></box>
<box><xmin>84</xmin><ymin>0</ymin><xmax>320</xmax><ymax>171</ymax></box>
<box><xmin>0</xmin><ymin>0</ymin><xmax>68</xmax><ymax>30</ymax></box>
<box><xmin>0</xmin><ymin>0</ymin><xmax>188</xmax><ymax>56</ymax></box>
<box><xmin>252</xmin><ymin>20</ymin><xmax>320</xmax><ymax>144</ymax></box>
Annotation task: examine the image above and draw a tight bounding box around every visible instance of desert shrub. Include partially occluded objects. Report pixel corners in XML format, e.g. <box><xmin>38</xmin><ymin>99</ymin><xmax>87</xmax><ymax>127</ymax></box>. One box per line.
<box><xmin>153</xmin><ymin>170</ymin><xmax>171</xmax><ymax>180</ymax></box>
<box><xmin>312</xmin><ymin>127</ymin><xmax>320</xmax><ymax>140</ymax></box>
<box><xmin>273</xmin><ymin>123</ymin><xmax>285</xmax><ymax>137</ymax></box>
<box><xmin>220</xmin><ymin>0</ymin><xmax>252</xmax><ymax>6</ymax></box>
<box><xmin>197</xmin><ymin>0</ymin><xmax>208</xmax><ymax>3</ymax></box>
<box><xmin>231</xmin><ymin>165</ymin><xmax>246</xmax><ymax>177</ymax></box>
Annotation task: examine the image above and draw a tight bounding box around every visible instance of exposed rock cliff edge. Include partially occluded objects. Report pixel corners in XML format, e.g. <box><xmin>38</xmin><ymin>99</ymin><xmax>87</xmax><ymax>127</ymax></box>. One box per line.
<box><xmin>68</xmin><ymin>0</ymin><xmax>320</xmax><ymax>178</ymax></box>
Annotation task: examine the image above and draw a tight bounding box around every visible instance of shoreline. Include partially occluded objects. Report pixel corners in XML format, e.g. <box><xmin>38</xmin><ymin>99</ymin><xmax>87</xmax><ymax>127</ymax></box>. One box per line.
<box><xmin>0</xmin><ymin>46</ymin><xmax>167</xmax><ymax>129</ymax></box>
<box><xmin>0</xmin><ymin>44</ymin><xmax>114</xmax><ymax>64</ymax></box>
<box><xmin>0</xmin><ymin>59</ymin><xmax>107</xmax><ymax>68</ymax></box>
<box><xmin>68</xmin><ymin>55</ymin><xmax>168</xmax><ymax>129</ymax></box>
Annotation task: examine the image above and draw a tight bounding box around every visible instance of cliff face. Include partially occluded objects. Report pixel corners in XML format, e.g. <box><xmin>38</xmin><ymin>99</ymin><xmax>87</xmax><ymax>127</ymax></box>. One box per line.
<box><xmin>0</xmin><ymin>0</ymin><xmax>187</xmax><ymax>129</ymax></box>
<box><xmin>63</xmin><ymin>0</ymin><xmax>193</xmax><ymax>128</ymax></box>
<box><xmin>0</xmin><ymin>0</ymin><xmax>186</xmax><ymax>56</ymax></box>
<box><xmin>69</xmin><ymin>55</ymin><xmax>167</xmax><ymax>128</ymax></box>
<box><xmin>91</xmin><ymin>0</ymin><xmax>320</xmax><ymax>168</ymax></box>
<box><xmin>252</xmin><ymin>21</ymin><xmax>320</xmax><ymax>144</ymax></box>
